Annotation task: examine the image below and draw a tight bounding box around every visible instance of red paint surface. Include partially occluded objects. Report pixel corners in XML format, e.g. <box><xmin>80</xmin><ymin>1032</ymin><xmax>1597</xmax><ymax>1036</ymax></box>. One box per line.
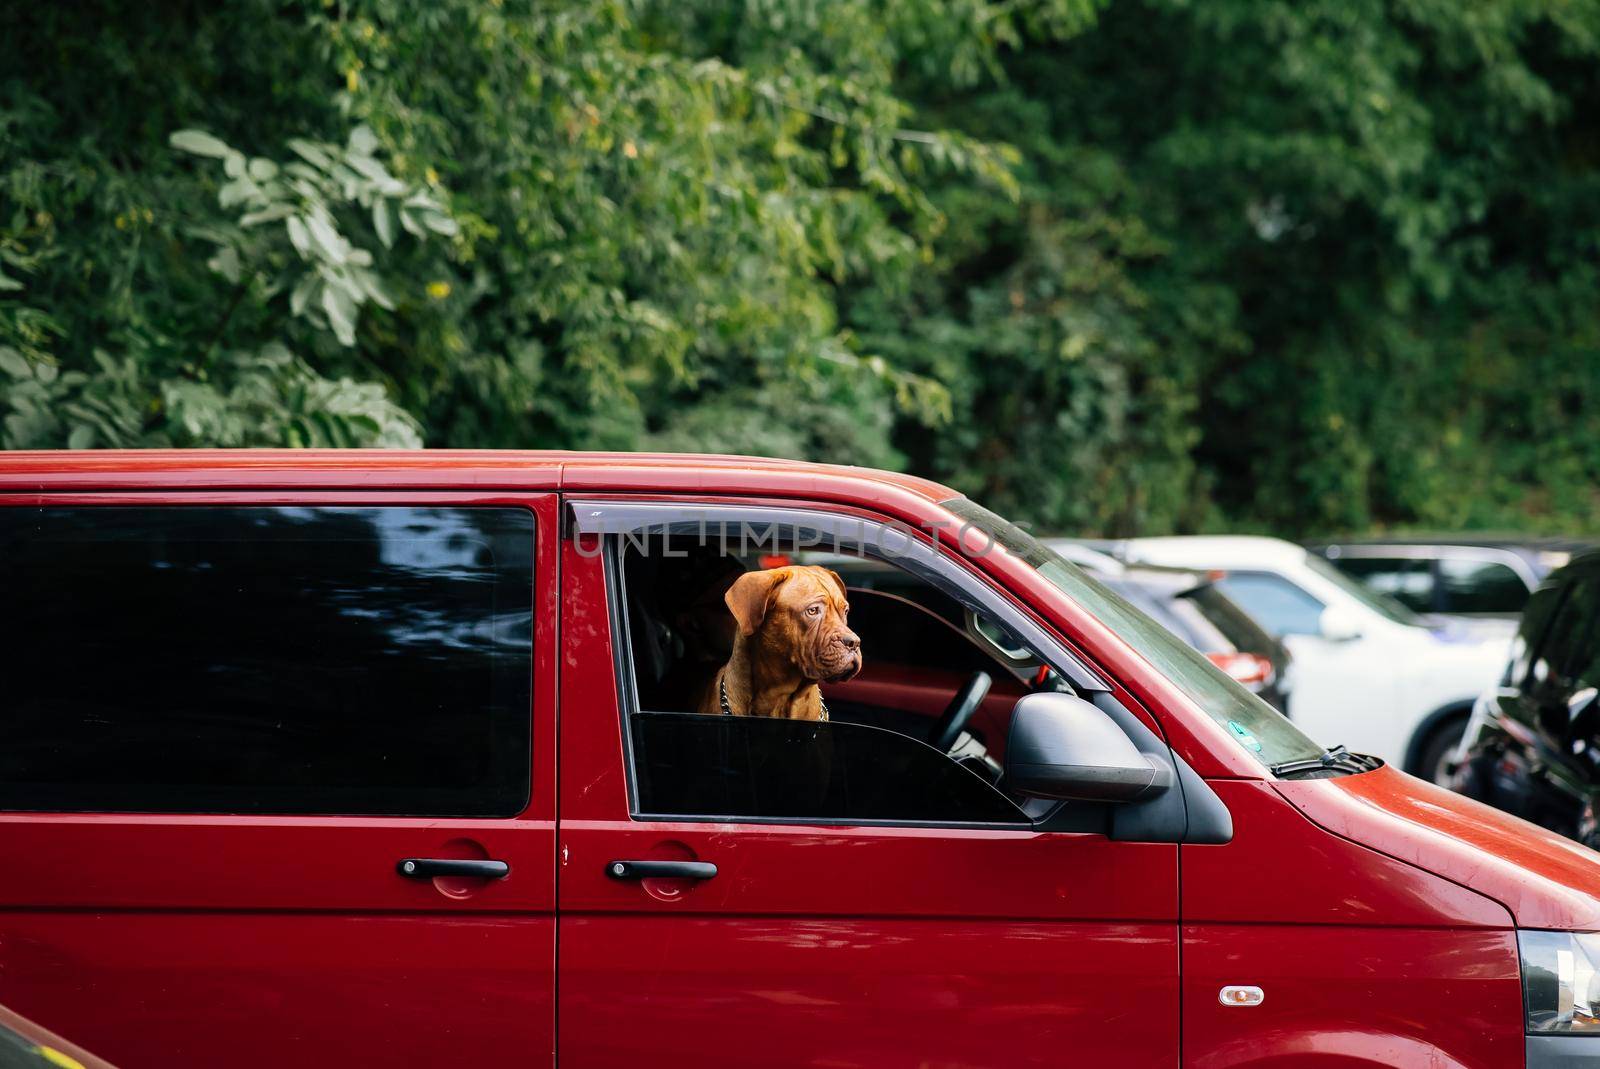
<box><xmin>0</xmin><ymin>450</ymin><xmax>1595</xmax><ymax>1067</ymax></box>
<box><xmin>1183</xmin><ymin>925</ymin><xmax>1523</xmax><ymax>1069</ymax></box>
<box><xmin>1279</xmin><ymin>764</ymin><xmax>1600</xmax><ymax>930</ymax></box>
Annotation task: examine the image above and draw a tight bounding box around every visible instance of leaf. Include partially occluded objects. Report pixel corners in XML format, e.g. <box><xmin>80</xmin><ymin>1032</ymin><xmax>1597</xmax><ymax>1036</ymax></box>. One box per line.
<box><xmin>305</xmin><ymin>212</ymin><xmax>347</xmax><ymax>264</ymax></box>
<box><xmin>372</xmin><ymin>199</ymin><xmax>395</xmax><ymax>248</ymax></box>
<box><xmin>321</xmin><ymin>284</ymin><xmax>358</xmax><ymax>346</ymax></box>
<box><xmin>286</xmin><ymin>215</ymin><xmax>311</xmax><ymax>257</ymax></box>
<box><xmin>238</xmin><ymin>203</ymin><xmax>294</xmax><ymax>227</ymax></box>
<box><xmin>347</xmin><ymin>125</ymin><xmax>380</xmax><ymax>156</ymax></box>
<box><xmin>247</xmin><ymin>158</ymin><xmax>279</xmax><ymax>181</ymax></box>
<box><xmin>398</xmin><ymin>208</ymin><xmax>425</xmax><ymax>238</ymax></box>
<box><xmin>207</xmin><ymin>244</ymin><xmax>242</xmax><ymax>283</ymax></box>
<box><xmin>420</xmin><ymin>210</ymin><xmax>459</xmax><ymax>236</ymax></box>
<box><xmin>287</xmin><ymin>139</ymin><xmax>334</xmax><ymax>171</ymax></box>
<box><xmin>346</xmin><ymin>154</ymin><xmax>394</xmax><ymax>185</ymax></box>
<box><xmin>223</xmin><ymin>152</ymin><xmax>246</xmax><ymax>179</ymax></box>
<box><xmin>0</xmin><ymin>270</ymin><xmax>22</xmax><ymax>292</ymax></box>
<box><xmin>0</xmin><ymin>346</ymin><xmax>30</xmax><ymax>378</ymax></box>
<box><xmin>218</xmin><ymin>178</ymin><xmax>255</xmax><ymax>209</ymax></box>
<box><xmin>169</xmin><ymin>129</ymin><xmax>233</xmax><ymax>158</ymax></box>
<box><xmin>67</xmin><ymin>425</ymin><xmax>95</xmax><ymax>450</ymax></box>
<box><xmin>354</xmin><ymin>267</ymin><xmax>395</xmax><ymax>310</ymax></box>
<box><xmin>289</xmin><ymin>273</ymin><xmax>318</xmax><ymax>317</ymax></box>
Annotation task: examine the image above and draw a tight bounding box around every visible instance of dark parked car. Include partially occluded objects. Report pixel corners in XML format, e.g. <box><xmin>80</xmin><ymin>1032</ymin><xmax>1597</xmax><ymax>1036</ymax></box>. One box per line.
<box><xmin>1453</xmin><ymin>550</ymin><xmax>1600</xmax><ymax>847</ymax></box>
<box><xmin>1102</xmin><ymin>566</ymin><xmax>1293</xmax><ymax>713</ymax></box>
<box><xmin>1310</xmin><ymin>537</ymin><xmax>1593</xmax><ymax>621</ymax></box>
<box><xmin>1044</xmin><ymin>543</ymin><xmax>1293</xmax><ymax>713</ymax></box>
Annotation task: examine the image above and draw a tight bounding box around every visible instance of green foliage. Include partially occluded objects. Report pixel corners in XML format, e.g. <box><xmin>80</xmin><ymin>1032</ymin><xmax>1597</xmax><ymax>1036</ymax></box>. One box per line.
<box><xmin>5</xmin><ymin>0</ymin><xmax>1600</xmax><ymax>536</ymax></box>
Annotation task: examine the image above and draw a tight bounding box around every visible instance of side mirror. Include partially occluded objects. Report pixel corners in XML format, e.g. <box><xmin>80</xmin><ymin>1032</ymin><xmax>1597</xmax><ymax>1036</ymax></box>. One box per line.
<box><xmin>1005</xmin><ymin>692</ymin><xmax>1172</xmax><ymax>803</ymax></box>
<box><xmin>1318</xmin><ymin>605</ymin><xmax>1364</xmax><ymax>643</ymax></box>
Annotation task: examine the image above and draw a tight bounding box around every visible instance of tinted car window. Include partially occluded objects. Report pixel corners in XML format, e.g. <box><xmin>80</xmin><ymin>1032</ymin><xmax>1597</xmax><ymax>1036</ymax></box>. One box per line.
<box><xmin>0</xmin><ymin>507</ymin><xmax>534</xmax><ymax>816</ymax></box>
<box><xmin>1336</xmin><ymin>556</ymin><xmax>1434</xmax><ymax>613</ymax></box>
<box><xmin>1437</xmin><ymin>558</ymin><xmax>1530</xmax><ymax>615</ymax></box>
<box><xmin>1523</xmin><ymin>583</ymin><xmax>1592</xmax><ymax>696</ymax></box>
<box><xmin>1214</xmin><ymin>572</ymin><xmax>1327</xmax><ymax>637</ymax></box>
<box><xmin>631</xmin><ymin>713</ymin><xmax>1027</xmax><ymax>824</ymax></box>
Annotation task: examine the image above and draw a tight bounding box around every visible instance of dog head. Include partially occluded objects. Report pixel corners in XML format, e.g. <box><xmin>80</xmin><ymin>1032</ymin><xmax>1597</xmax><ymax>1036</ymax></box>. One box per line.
<box><xmin>724</xmin><ymin>565</ymin><xmax>862</xmax><ymax>684</ymax></box>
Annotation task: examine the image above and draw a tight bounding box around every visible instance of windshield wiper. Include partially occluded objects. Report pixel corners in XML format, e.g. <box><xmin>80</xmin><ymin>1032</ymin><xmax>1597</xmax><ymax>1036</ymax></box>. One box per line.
<box><xmin>1270</xmin><ymin>744</ymin><xmax>1369</xmax><ymax>779</ymax></box>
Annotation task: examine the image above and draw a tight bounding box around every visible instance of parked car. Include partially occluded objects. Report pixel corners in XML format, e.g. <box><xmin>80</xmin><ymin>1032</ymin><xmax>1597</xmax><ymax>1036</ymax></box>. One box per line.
<box><xmin>1044</xmin><ymin>543</ymin><xmax>1293</xmax><ymax>712</ymax></box>
<box><xmin>1310</xmin><ymin>536</ymin><xmax>1592</xmax><ymax>624</ymax></box>
<box><xmin>1453</xmin><ymin>549</ymin><xmax>1600</xmax><ymax>849</ymax></box>
<box><xmin>1108</xmin><ymin>536</ymin><xmax>1508</xmax><ymax>781</ymax></box>
<box><xmin>1</xmin><ymin>451</ymin><xmax>1598</xmax><ymax>1068</ymax></box>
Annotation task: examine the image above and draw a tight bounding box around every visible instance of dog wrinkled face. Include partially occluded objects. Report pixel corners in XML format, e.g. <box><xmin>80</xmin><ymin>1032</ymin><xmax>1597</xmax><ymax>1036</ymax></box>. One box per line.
<box><xmin>725</xmin><ymin>565</ymin><xmax>862</xmax><ymax>684</ymax></box>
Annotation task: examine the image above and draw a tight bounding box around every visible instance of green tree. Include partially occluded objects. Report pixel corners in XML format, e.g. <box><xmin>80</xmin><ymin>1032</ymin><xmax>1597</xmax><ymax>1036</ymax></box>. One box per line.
<box><xmin>8</xmin><ymin>0</ymin><xmax>1600</xmax><ymax>538</ymax></box>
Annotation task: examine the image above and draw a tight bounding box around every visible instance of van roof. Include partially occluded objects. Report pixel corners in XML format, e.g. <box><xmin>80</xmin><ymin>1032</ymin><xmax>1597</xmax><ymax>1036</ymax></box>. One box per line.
<box><xmin>0</xmin><ymin>449</ymin><xmax>961</xmax><ymax>502</ymax></box>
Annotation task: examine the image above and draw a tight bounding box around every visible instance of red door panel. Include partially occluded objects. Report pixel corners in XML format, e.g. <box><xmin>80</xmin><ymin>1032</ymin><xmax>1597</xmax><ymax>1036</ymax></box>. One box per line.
<box><xmin>556</xmin><ymin>529</ymin><xmax>1180</xmax><ymax>1068</ymax></box>
<box><xmin>563</xmin><ymin>915</ymin><xmax>1173</xmax><ymax>1068</ymax></box>
<box><xmin>2</xmin><ymin>912</ymin><xmax>551</xmax><ymax>1067</ymax></box>
<box><xmin>0</xmin><ymin>492</ymin><xmax>560</xmax><ymax>1069</ymax></box>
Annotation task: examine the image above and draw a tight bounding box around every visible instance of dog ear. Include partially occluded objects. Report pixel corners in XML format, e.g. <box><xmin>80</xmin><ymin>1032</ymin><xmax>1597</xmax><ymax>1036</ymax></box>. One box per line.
<box><xmin>725</xmin><ymin>568</ymin><xmax>788</xmax><ymax>637</ymax></box>
<box><xmin>820</xmin><ymin>568</ymin><xmax>849</xmax><ymax>605</ymax></box>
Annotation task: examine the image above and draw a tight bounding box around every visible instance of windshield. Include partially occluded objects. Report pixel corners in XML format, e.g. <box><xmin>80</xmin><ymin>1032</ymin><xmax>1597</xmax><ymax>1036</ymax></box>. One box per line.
<box><xmin>1304</xmin><ymin>553</ymin><xmax>1425</xmax><ymax>626</ymax></box>
<box><xmin>942</xmin><ymin>499</ymin><xmax>1325</xmax><ymax>767</ymax></box>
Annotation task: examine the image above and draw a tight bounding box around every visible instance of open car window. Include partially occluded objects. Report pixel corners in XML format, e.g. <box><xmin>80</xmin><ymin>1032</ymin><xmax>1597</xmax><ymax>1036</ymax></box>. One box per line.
<box><xmin>611</xmin><ymin>531</ymin><xmax>1040</xmax><ymax>826</ymax></box>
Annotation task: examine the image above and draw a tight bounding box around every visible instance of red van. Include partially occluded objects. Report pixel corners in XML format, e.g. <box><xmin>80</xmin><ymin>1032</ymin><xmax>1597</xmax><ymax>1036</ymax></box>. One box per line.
<box><xmin>0</xmin><ymin>450</ymin><xmax>1596</xmax><ymax>1069</ymax></box>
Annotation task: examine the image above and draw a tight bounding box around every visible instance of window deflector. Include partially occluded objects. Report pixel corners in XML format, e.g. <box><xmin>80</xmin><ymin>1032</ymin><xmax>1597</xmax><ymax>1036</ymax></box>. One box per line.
<box><xmin>568</xmin><ymin>500</ymin><xmax>1105</xmax><ymax>693</ymax></box>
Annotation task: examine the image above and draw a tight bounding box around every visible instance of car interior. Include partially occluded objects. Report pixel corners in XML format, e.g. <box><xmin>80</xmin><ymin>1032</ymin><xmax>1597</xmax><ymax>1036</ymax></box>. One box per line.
<box><xmin>617</xmin><ymin>533</ymin><xmax>1074</xmax><ymax>816</ymax></box>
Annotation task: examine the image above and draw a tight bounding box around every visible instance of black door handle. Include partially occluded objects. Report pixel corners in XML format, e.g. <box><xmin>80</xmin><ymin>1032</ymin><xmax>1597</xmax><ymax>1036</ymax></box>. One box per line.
<box><xmin>606</xmin><ymin>859</ymin><xmax>717</xmax><ymax>881</ymax></box>
<box><xmin>397</xmin><ymin>858</ymin><xmax>509</xmax><ymax>880</ymax></box>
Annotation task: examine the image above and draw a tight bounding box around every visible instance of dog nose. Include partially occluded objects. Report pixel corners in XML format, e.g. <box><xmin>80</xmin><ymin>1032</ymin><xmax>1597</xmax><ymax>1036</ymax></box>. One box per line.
<box><xmin>839</xmin><ymin>630</ymin><xmax>860</xmax><ymax>652</ymax></box>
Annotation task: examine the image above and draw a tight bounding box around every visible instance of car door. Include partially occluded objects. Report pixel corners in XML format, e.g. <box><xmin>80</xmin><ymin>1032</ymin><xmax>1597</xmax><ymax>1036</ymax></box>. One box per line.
<box><xmin>556</xmin><ymin>501</ymin><xmax>1180</xmax><ymax>1068</ymax></box>
<box><xmin>0</xmin><ymin>492</ymin><xmax>559</xmax><ymax>1068</ymax></box>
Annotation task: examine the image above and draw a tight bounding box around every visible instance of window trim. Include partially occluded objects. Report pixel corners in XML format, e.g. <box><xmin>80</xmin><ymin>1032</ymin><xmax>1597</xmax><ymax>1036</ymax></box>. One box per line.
<box><xmin>577</xmin><ymin>501</ymin><xmax>1104</xmax><ymax>830</ymax></box>
<box><xmin>1325</xmin><ymin>544</ymin><xmax>1539</xmax><ymax>593</ymax></box>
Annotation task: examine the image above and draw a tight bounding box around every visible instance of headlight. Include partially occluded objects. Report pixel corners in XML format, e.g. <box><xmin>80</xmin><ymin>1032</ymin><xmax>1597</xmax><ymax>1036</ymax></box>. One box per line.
<box><xmin>1522</xmin><ymin>930</ymin><xmax>1600</xmax><ymax>1034</ymax></box>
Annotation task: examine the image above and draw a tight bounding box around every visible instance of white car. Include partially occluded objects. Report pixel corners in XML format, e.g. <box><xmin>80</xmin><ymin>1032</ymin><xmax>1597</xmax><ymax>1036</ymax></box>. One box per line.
<box><xmin>1113</xmin><ymin>536</ymin><xmax>1510</xmax><ymax>781</ymax></box>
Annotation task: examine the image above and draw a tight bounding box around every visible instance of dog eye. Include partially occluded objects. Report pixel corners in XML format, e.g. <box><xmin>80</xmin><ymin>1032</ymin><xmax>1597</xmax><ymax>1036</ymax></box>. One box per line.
<box><xmin>806</xmin><ymin>604</ymin><xmax>822</xmax><ymax>616</ymax></box>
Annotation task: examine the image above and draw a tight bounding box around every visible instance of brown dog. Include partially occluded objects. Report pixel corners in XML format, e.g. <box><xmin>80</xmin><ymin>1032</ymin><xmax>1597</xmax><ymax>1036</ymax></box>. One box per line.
<box><xmin>695</xmin><ymin>566</ymin><xmax>862</xmax><ymax>720</ymax></box>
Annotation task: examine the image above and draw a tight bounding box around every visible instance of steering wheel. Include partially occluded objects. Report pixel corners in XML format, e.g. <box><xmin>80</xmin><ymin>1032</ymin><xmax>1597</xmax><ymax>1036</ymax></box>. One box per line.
<box><xmin>930</xmin><ymin>671</ymin><xmax>993</xmax><ymax>752</ymax></box>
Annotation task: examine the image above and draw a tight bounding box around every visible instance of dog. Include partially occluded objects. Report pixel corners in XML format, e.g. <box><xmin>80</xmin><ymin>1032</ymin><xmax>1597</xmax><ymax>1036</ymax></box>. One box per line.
<box><xmin>695</xmin><ymin>565</ymin><xmax>862</xmax><ymax>720</ymax></box>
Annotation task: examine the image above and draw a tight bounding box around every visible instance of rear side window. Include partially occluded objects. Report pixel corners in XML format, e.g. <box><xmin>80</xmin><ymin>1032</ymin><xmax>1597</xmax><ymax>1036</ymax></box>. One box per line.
<box><xmin>0</xmin><ymin>507</ymin><xmax>534</xmax><ymax>816</ymax></box>
<box><xmin>1335</xmin><ymin>556</ymin><xmax>1434</xmax><ymax>613</ymax></box>
<box><xmin>1436</xmin><ymin>558</ymin><xmax>1529</xmax><ymax>615</ymax></box>
<box><xmin>1214</xmin><ymin>572</ymin><xmax>1325</xmax><ymax>637</ymax></box>
<box><xmin>1522</xmin><ymin>582</ymin><xmax>1595</xmax><ymax>696</ymax></box>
